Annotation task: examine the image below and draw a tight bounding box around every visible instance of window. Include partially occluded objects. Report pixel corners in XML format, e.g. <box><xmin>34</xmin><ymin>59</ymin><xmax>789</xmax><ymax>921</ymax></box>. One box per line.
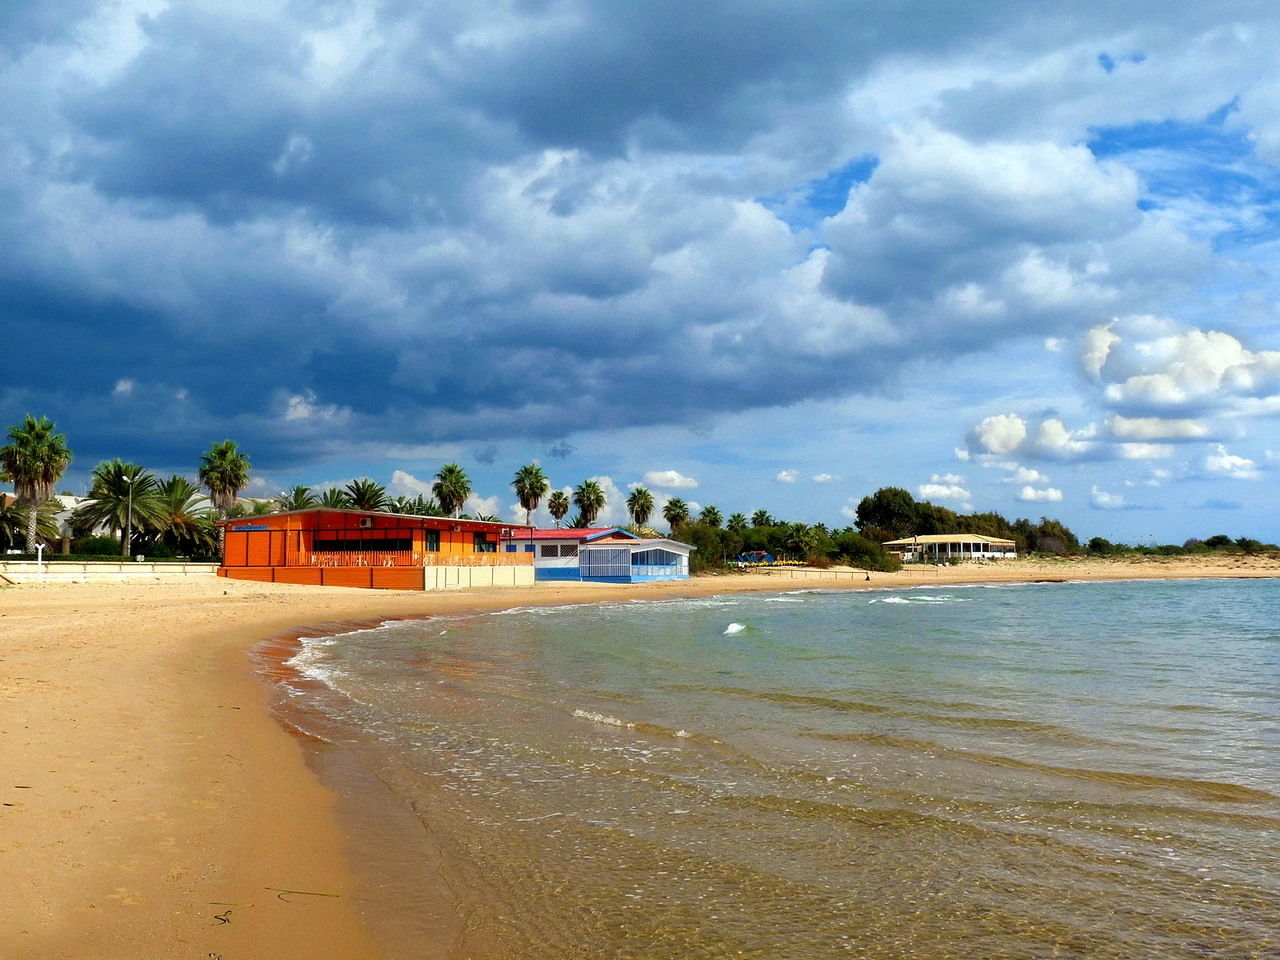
<box><xmin>314</xmin><ymin>537</ymin><xmax>413</xmax><ymax>553</ymax></box>
<box><xmin>505</xmin><ymin>543</ymin><xmax>517</xmax><ymax>553</ymax></box>
<box><xmin>559</xmin><ymin>544</ymin><xmax>578</xmax><ymax>558</ymax></box>
<box><xmin>424</xmin><ymin>530</ymin><xmax>440</xmax><ymax>552</ymax></box>
<box><xmin>474</xmin><ymin>533</ymin><xmax>496</xmax><ymax>553</ymax></box>
<box><xmin>540</xmin><ymin>544</ymin><xmax>558</xmax><ymax>558</ymax></box>
<box><xmin>525</xmin><ymin>544</ymin><xmax>536</xmax><ymax>553</ymax></box>
<box><xmin>632</xmin><ymin>548</ymin><xmax>677</xmax><ymax>566</ymax></box>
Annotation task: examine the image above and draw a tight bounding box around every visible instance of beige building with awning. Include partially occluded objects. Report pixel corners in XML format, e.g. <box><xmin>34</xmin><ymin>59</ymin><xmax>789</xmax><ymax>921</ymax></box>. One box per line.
<box><xmin>883</xmin><ymin>534</ymin><xmax>1017</xmax><ymax>561</ymax></box>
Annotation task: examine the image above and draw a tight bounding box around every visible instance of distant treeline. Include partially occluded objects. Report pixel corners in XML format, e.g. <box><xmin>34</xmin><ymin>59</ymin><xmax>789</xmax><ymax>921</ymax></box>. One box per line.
<box><xmin>1087</xmin><ymin>535</ymin><xmax>1279</xmax><ymax>556</ymax></box>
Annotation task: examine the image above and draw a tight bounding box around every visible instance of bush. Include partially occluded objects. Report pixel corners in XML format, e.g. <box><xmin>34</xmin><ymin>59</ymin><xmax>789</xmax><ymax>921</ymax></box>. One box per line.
<box><xmin>74</xmin><ymin>535</ymin><xmax>120</xmax><ymax>556</ymax></box>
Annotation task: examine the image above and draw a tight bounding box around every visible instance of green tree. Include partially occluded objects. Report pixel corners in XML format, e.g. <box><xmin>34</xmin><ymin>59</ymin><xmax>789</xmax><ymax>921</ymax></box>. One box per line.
<box><xmin>785</xmin><ymin>522</ymin><xmax>819</xmax><ymax>561</ymax></box>
<box><xmin>73</xmin><ymin>460</ymin><xmax>164</xmax><ymax>556</ymax></box>
<box><xmin>626</xmin><ymin>486</ymin><xmax>655</xmax><ymax>526</ymax></box>
<box><xmin>0</xmin><ymin>497</ymin><xmax>60</xmax><ymax>551</ymax></box>
<box><xmin>750</xmin><ymin>509</ymin><xmax>773</xmax><ymax>528</ymax></box>
<box><xmin>547</xmin><ymin>490</ymin><xmax>570</xmax><ymax>527</ymax></box>
<box><xmin>727</xmin><ymin>512</ymin><xmax>748</xmax><ymax>533</ymax></box>
<box><xmin>198</xmin><ymin>440</ymin><xmax>251</xmax><ymax>553</ymax></box>
<box><xmin>854</xmin><ymin>487</ymin><xmax>918</xmax><ymax>539</ymax></box>
<box><xmin>152</xmin><ymin>476</ymin><xmax>216</xmax><ymax>555</ymax></box>
<box><xmin>319</xmin><ymin>487</ymin><xmax>351</xmax><ymax>509</ymax></box>
<box><xmin>573</xmin><ymin>480</ymin><xmax>606</xmax><ymax>526</ymax></box>
<box><xmin>0</xmin><ymin>415</ymin><xmax>73</xmax><ymax>553</ymax></box>
<box><xmin>433</xmin><ymin>463</ymin><xmax>472</xmax><ymax>518</ymax></box>
<box><xmin>344</xmin><ymin>478</ymin><xmax>389</xmax><ymax>512</ymax></box>
<box><xmin>662</xmin><ymin>497</ymin><xmax>690</xmax><ymax>530</ymax></box>
<box><xmin>1087</xmin><ymin>537</ymin><xmax>1114</xmax><ymax>555</ymax></box>
<box><xmin>513</xmin><ymin>464</ymin><xmax>550</xmax><ymax>526</ymax></box>
<box><xmin>699</xmin><ymin>505</ymin><xmax>722</xmax><ymax>528</ymax></box>
<box><xmin>275</xmin><ymin>485</ymin><xmax>319</xmax><ymax>512</ymax></box>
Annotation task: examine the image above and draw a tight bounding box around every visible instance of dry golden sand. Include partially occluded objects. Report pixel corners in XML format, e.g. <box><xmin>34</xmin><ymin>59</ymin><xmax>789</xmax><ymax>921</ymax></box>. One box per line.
<box><xmin>1</xmin><ymin>555</ymin><xmax>1277</xmax><ymax>959</ymax></box>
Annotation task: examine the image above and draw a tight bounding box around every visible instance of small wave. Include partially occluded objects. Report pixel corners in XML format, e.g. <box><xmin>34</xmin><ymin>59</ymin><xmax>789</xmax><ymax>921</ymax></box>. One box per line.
<box><xmin>868</xmin><ymin>596</ymin><xmax>911</xmax><ymax>604</ymax></box>
<box><xmin>763</xmin><ymin>597</ymin><xmax>805</xmax><ymax>603</ymax></box>
<box><xmin>572</xmin><ymin>708</ymin><xmax>636</xmax><ymax>730</ymax></box>
<box><xmin>723</xmin><ymin>622</ymin><xmax>747</xmax><ymax>635</ymax></box>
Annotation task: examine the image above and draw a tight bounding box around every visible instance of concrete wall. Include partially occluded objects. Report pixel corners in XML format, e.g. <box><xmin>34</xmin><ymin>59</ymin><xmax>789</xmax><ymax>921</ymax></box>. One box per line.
<box><xmin>218</xmin><ymin>564</ymin><xmax>536</xmax><ymax>591</ymax></box>
<box><xmin>424</xmin><ymin>564</ymin><xmax>535</xmax><ymax>590</ymax></box>
<box><xmin>0</xmin><ymin>561</ymin><xmax>219</xmax><ymax>584</ymax></box>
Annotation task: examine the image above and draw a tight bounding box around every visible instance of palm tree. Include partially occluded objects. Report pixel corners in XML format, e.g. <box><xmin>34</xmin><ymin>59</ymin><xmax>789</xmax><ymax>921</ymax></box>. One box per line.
<box><xmin>276</xmin><ymin>485</ymin><xmax>319</xmax><ymax>512</ymax></box>
<box><xmin>512</xmin><ymin>464</ymin><xmax>550</xmax><ymax>526</ymax></box>
<box><xmin>786</xmin><ymin>522</ymin><xmax>819</xmax><ymax>561</ymax></box>
<box><xmin>699</xmin><ymin>505</ymin><xmax>722</xmax><ymax>528</ymax></box>
<box><xmin>73</xmin><ymin>460</ymin><xmax>164</xmax><ymax>556</ymax></box>
<box><xmin>153</xmin><ymin>476</ymin><xmax>216</xmax><ymax>555</ymax></box>
<box><xmin>0</xmin><ymin>415</ymin><xmax>73</xmax><ymax>553</ymax></box>
<box><xmin>662</xmin><ymin>497</ymin><xmax>690</xmax><ymax>530</ymax></box>
<box><xmin>751</xmin><ymin>509</ymin><xmax>774</xmax><ymax>528</ymax></box>
<box><xmin>404</xmin><ymin>494</ymin><xmax>443</xmax><ymax>516</ymax></box>
<box><xmin>198</xmin><ymin>440</ymin><xmax>251</xmax><ymax>553</ymax></box>
<box><xmin>319</xmin><ymin>487</ymin><xmax>351</xmax><ymax>509</ymax></box>
<box><xmin>727</xmin><ymin>512</ymin><xmax>748</xmax><ymax>533</ymax></box>
<box><xmin>573</xmin><ymin>480</ymin><xmax>606</xmax><ymax>526</ymax></box>
<box><xmin>568</xmin><ymin>513</ymin><xmax>589</xmax><ymax>528</ymax></box>
<box><xmin>344</xmin><ymin>478</ymin><xmax>389</xmax><ymax>512</ymax></box>
<box><xmin>0</xmin><ymin>497</ymin><xmax>60</xmax><ymax>551</ymax></box>
<box><xmin>433</xmin><ymin>463</ymin><xmax>471</xmax><ymax>518</ymax></box>
<box><xmin>626</xmin><ymin>486</ymin><xmax>654</xmax><ymax>526</ymax></box>
<box><xmin>547</xmin><ymin>490</ymin><xmax>570</xmax><ymax>527</ymax></box>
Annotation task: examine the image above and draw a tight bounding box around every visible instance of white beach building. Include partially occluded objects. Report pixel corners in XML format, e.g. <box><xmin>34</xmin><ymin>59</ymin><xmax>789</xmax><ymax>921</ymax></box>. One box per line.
<box><xmin>503</xmin><ymin>527</ymin><xmax>693</xmax><ymax>582</ymax></box>
<box><xmin>883</xmin><ymin>534</ymin><xmax>1017</xmax><ymax>562</ymax></box>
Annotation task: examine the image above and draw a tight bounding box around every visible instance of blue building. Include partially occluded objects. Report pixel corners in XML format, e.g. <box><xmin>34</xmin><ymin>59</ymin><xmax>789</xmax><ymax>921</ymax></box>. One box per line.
<box><xmin>503</xmin><ymin>528</ymin><xmax>693</xmax><ymax>582</ymax></box>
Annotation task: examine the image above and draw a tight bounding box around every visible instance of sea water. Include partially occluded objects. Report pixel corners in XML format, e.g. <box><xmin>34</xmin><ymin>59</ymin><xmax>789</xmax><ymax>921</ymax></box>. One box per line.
<box><xmin>268</xmin><ymin>580</ymin><xmax>1280</xmax><ymax>958</ymax></box>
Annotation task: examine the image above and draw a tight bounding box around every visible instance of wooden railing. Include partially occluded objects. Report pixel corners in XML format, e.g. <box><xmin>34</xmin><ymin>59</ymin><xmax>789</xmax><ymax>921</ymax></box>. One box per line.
<box><xmin>301</xmin><ymin>551</ymin><xmax>532</xmax><ymax>568</ymax></box>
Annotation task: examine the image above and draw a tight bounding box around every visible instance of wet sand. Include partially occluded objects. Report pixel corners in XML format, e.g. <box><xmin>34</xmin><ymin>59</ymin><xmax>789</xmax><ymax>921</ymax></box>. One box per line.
<box><xmin>2</xmin><ymin>555</ymin><xmax>1277</xmax><ymax>958</ymax></box>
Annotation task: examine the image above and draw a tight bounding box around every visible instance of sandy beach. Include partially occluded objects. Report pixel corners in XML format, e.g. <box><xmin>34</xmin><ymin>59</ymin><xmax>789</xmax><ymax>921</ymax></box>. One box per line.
<box><xmin>3</xmin><ymin>555</ymin><xmax>1278</xmax><ymax>959</ymax></box>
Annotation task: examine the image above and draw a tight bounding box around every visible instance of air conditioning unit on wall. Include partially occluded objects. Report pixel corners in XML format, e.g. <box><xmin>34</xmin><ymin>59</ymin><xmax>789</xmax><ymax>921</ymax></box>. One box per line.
<box><xmin>358</xmin><ymin>517</ymin><xmax>374</xmax><ymax>529</ymax></box>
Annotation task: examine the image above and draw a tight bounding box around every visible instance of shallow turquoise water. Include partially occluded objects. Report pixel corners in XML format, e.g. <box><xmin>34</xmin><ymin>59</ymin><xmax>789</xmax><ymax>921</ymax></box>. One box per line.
<box><xmin>280</xmin><ymin>580</ymin><xmax>1280</xmax><ymax>958</ymax></box>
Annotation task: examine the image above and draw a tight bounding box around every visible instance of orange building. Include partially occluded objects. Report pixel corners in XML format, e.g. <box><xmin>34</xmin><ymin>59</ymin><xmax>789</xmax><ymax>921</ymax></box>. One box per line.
<box><xmin>217</xmin><ymin>509</ymin><xmax>535</xmax><ymax>590</ymax></box>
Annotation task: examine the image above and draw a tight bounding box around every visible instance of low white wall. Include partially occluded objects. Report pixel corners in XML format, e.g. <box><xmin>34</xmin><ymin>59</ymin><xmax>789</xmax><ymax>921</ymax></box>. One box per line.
<box><xmin>423</xmin><ymin>564</ymin><xmax>535</xmax><ymax>590</ymax></box>
<box><xmin>0</xmin><ymin>561</ymin><xmax>220</xmax><ymax>583</ymax></box>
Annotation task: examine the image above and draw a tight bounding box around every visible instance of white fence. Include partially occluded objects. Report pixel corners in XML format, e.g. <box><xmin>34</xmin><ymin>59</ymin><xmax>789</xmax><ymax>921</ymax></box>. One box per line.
<box><xmin>580</xmin><ymin>547</ymin><xmax>632</xmax><ymax>579</ymax></box>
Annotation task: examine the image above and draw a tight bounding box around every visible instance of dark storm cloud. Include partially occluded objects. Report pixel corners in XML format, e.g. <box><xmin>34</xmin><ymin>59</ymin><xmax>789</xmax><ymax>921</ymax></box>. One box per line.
<box><xmin>2</xmin><ymin>0</ymin><xmax>1278</xmax><ymax>473</ymax></box>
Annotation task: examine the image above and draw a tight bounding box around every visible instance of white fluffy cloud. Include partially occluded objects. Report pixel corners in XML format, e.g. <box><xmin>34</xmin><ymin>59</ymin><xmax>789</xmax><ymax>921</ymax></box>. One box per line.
<box><xmin>1036</xmin><ymin>419</ymin><xmax>1095</xmax><ymax>458</ymax></box>
<box><xmin>1089</xmin><ymin>319</ymin><xmax>1280</xmax><ymax>412</ymax></box>
<box><xmin>775</xmin><ymin>469</ymin><xmax>800</xmax><ymax>483</ymax></box>
<box><xmin>388</xmin><ymin>470</ymin><xmax>432</xmax><ymax>497</ymax></box>
<box><xmin>1118</xmin><ymin>442</ymin><xmax>1173</xmax><ymax>460</ymax></box>
<box><xmin>643</xmin><ymin>469</ymin><xmax>698</xmax><ymax>489</ymax></box>
<box><xmin>1090</xmin><ymin>486</ymin><xmax>1126</xmax><ymax>510</ymax></box>
<box><xmin>1105</xmin><ymin>415</ymin><xmax>1209</xmax><ymax>440</ymax></box>
<box><xmin>1018</xmin><ymin>485</ymin><xmax>1063</xmax><ymax>502</ymax></box>
<box><xmin>1204</xmin><ymin>445</ymin><xmax>1260</xmax><ymax>480</ymax></box>
<box><xmin>464</xmin><ymin>494</ymin><xmax>503</xmax><ymax>519</ymax></box>
<box><xmin>971</xmin><ymin>414</ymin><xmax>1027</xmax><ymax>455</ymax></box>
<box><xmin>918</xmin><ymin>481</ymin><xmax>971</xmax><ymax>503</ymax></box>
<box><xmin>1007</xmin><ymin>466</ymin><xmax>1047</xmax><ymax>484</ymax></box>
<box><xmin>811</xmin><ymin>473</ymin><xmax>841</xmax><ymax>483</ymax></box>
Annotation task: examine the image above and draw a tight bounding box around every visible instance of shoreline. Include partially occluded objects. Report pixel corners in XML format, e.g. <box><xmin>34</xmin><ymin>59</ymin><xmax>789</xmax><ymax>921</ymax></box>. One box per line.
<box><xmin>3</xmin><ymin>556</ymin><xmax>1278</xmax><ymax>957</ymax></box>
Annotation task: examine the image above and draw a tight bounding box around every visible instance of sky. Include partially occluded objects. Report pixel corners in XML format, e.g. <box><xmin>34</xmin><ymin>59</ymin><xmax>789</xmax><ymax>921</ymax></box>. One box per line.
<box><xmin>2</xmin><ymin>0</ymin><xmax>1279</xmax><ymax>541</ymax></box>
